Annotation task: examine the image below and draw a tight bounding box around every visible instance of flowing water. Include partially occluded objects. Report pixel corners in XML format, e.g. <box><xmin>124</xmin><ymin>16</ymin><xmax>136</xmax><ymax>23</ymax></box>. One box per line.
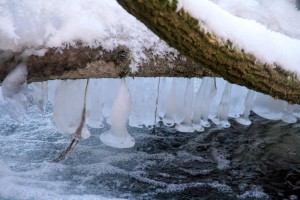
<box><xmin>0</xmin><ymin>104</ymin><xmax>299</xmax><ymax>200</ymax></box>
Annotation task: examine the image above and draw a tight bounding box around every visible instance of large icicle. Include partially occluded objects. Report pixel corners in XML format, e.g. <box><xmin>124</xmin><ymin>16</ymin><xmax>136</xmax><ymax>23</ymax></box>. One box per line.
<box><xmin>1</xmin><ymin>63</ymin><xmax>28</xmax><ymax>122</ymax></box>
<box><xmin>86</xmin><ymin>79</ymin><xmax>104</xmax><ymax>128</ymax></box>
<box><xmin>212</xmin><ymin>82</ymin><xmax>232</xmax><ymax>128</ymax></box>
<box><xmin>229</xmin><ymin>85</ymin><xmax>248</xmax><ymax>118</ymax></box>
<box><xmin>235</xmin><ymin>90</ymin><xmax>255</xmax><ymax>126</ymax></box>
<box><xmin>175</xmin><ymin>78</ymin><xmax>195</xmax><ymax>132</ymax></box>
<box><xmin>100</xmin><ymin>78</ymin><xmax>135</xmax><ymax>148</ymax></box>
<box><xmin>52</xmin><ymin>79</ymin><xmax>90</xmax><ymax>139</ymax></box>
<box><xmin>53</xmin><ymin>79</ymin><xmax>90</xmax><ymax>162</ymax></box>
<box><xmin>192</xmin><ymin>78</ymin><xmax>205</xmax><ymax>132</ymax></box>
<box><xmin>192</xmin><ymin>78</ymin><xmax>216</xmax><ymax>131</ymax></box>
<box><xmin>162</xmin><ymin>78</ymin><xmax>177</xmax><ymax>127</ymax></box>
<box><xmin>127</xmin><ymin>77</ymin><xmax>158</xmax><ymax>128</ymax></box>
<box><xmin>252</xmin><ymin>93</ymin><xmax>285</xmax><ymax>120</ymax></box>
<box><xmin>47</xmin><ymin>80</ymin><xmax>59</xmax><ymax>105</ymax></box>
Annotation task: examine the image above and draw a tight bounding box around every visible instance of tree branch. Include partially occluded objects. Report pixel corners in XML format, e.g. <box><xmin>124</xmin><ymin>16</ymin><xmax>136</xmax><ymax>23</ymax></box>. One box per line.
<box><xmin>116</xmin><ymin>0</ymin><xmax>300</xmax><ymax>104</ymax></box>
<box><xmin>0</xmin><ymin>45</ymin><xmax>213</xmax><ymax>83</ymax></box>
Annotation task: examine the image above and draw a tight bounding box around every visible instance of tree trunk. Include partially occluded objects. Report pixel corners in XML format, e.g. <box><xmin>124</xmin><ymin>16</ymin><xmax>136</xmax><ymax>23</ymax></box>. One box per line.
<box><xmin>116</xmin><ymin>0</ymin><xmax>300</xmax><ymax>105</ymax></box>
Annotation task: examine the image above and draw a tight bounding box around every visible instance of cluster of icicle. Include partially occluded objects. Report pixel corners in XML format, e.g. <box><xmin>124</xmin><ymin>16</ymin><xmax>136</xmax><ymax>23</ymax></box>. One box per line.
<box><xmin>1</xmin><ymin>65</ymin><xmax>300</xmax><ymax>149</ymax></box>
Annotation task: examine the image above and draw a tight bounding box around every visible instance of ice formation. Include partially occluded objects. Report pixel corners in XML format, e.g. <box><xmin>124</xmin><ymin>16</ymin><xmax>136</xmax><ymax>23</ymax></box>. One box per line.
<box><xmin>86</xmin><ymin>79</ymin><xmax>104</xmax><ymax>128</ymax></box>
<box><xmin>175</xmin><ymin>79</ymin><xmax>195</xmax><ymax>133</ymax></box>
<box><xmin>100</xmin><ymin>78</ymin><xmax>135</xmax><ymax>148</ymax></box>
<box><xmin>1</xmin><ymin>63</ymin><xmax>28</xmax><ymax>123</ymax></box>
<box><xmin>1</xmin><ymin>76</ymin><xmax>300</xmax><ymax>149</ymax></box>
<box><xmin>127</xmin><ymin>77</ymin><xmax>158</xmax><ymax>128</ymax></box>
<box><xmin>162</xmin><ymin>78</ymin><xmax>178</xmax><ymax>127</ymax></box>
<box><xmin>211</xmin><ymin>82</ymin><xmax>232</xmax><ymax>128</ymax></box>
<box><xmin>235</xmin><ymin>90</ymin><xmax>255</xmax><ymax>126</ymax></box>
<box><xmin>52</xmin><ymin>79</ymin><xmax>90</xmax><ymax>139</ymax></box>
<box><xmin>192</xmin><ymin>78</ymin><xmax>216</xmax><ymax>131</ymax></box>
<box><xmin>27</xmin><ymin>81</ymin><xmax>48</xmax><ymax>113</ymax></box>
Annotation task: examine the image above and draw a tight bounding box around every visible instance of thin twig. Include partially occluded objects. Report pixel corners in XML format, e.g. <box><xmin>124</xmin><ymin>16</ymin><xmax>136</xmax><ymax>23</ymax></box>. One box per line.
<box><xmin>52</xmin><ymin>138</ymin><xmax>79</xmax><ymax>162</ymax></box>
<box><xmin>52</xmin><ymin>79</ymin><xmax>90</xmax><ymax>162</ymax></box>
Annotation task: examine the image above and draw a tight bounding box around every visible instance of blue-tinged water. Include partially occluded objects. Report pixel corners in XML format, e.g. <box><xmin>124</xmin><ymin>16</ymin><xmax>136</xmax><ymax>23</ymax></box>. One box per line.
<box><xmin>0</xmin><ymin>104</ymin><xmax>299</xmax><ymax>200</ymax></box>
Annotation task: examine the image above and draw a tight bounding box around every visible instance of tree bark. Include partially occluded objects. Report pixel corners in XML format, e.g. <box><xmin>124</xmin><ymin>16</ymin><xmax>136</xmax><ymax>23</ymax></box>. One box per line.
<box><xmin>0</xmin><ymin>45</ymin><xmax>213</xmax><ymax>83</ymax></box>
<box><xmin>116</xmin><ymin>0</ymin><xmax>300</xmax><ymax>104</ymax></box>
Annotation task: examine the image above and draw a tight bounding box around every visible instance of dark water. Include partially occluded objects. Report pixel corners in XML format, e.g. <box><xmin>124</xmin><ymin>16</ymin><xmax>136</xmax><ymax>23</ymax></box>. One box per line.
<box><xmin>0</xmin><ymin>105</ymin><xmax>299</xmax><ymax>200</ymax></box>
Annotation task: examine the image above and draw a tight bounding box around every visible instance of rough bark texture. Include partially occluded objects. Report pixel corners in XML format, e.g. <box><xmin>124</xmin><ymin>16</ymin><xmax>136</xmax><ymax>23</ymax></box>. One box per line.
<box><xmin>116</xmin><ymin>0</ymin><xmax>300</xmax><ymax>104</ymax></box>
<box><xmin>0</xmin><ymin>46</ymin><xmax>213</xmax><ymax>83</ymax></box>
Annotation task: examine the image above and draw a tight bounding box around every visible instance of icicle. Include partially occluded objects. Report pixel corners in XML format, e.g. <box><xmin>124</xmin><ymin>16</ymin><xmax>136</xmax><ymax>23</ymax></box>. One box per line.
<box><xmin>157</xmin><ymin>77</ymin><xmax>169</xmax><ymax>118</ymax></box>
<box><xmin>281</xmin><ymin>103</ymin><xmax>297</xmax><ymax>124</ymax></box>
<box><xmin>53</xmin><ymin>79</ymin><xmax>90</xmax><ymax>138</ymax></box>
<box><xmin>1</xmin><ymin>63</ymin><xmax>28</xmax><ymax>123</ymax></box>
<box><xmin>53</xmin><ymin>79</ymin><xmax>90</xmax><ymax>162</ymax></box>
<box><xmin>212</xmin><ymin>82</ymin><xmax>232</xmax><ymax>128</ymax></box>
<box><xmin>173</xmin><ymin>78</ymin><xmax>187</xmax><ymax>124</ymax></box>
<box><xmin>162</xmin><ymin>78</ymin><xmax>177</xmax><ymax>127</ymax></box>
<box><xmin>47</xmin><ymin>80</ymin><xmax>59</xmax><ymax>105</ymax></box>
<box><xmin>86</xmin><ymin>79</ymin><xmax>104</xmax><ymax>128</ymax></box>
<box><xmin>235</xmin><ymin>90</ymin><xmax>255</xmax><ymax>126</ymax></box>
<box><xmin>27</xmin><ymin>81</ymin><xmax>48</xmax><ymax>113</ymax></box>
<box><xmin>127</xmin><ymin>77</ymin><xmax>158</xmax><ymax>128</ymax></box>
<box><xmin>100</xmin><ymin>78</ymin><xmax>135</xmax><ymax>148</ymax></box>
<box><xmin>201</xmin><ymin>78</ymin><xmax>215</xmax><ymax>127</ymax></box>
<box><xmin>175</xmin><ymin>78</ymin><xmax>195</xmax><ymax>132</ymax></box>
<box><xmin>192</xmin><ymin>78</ymin><xmax>215</xmax><ymax>131</ymax></box>
<box><xmin>252</xmin><ymin>93</ymin><xmax>285</xmax><ymax>120</ymax></box>
<box><xmin>102</xmin><ymin>78</ymin><xmax>120</xmax><ymax>124</ymax></box>
<box><xmin>229</xmin><ymin>85</ymin><xmax>248</xmax><ymax>118</ymax></box>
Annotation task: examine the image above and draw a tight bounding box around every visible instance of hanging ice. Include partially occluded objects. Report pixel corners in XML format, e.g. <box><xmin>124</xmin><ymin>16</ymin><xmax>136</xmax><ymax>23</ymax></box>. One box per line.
<box><xmin>281</xmin><ymin>102</ymin><xmax>297</xmax><ymax>124</ymax></box>
<box><xmin>100</xmin><ymin>78</ymin><xmax>135</xmax><ymax>148</ymax></box>
<box><xmin>47</xmin><ymin>80</ymin><xmax>59</xmax><ymax>105</ymax></box>
<box><xmin>102</xmin><ymin>78</ymin><xmax>120</xmax><ymax>124</ymax></box>
<box><xmin>212</xmin><ymin>82</ymin><xmax>232</xmax><ymax>128</ymax></box>
<box><xmin>52</xmin><ymin>79</ymin><xmax>90</xmax><ymax>139</ymax></box>
<box><xmin>191</xmin><ymin>78</ymin><xmax>205</xmax><ymax>132</ymax></box>
<box><xmin>252</xmin><ymin>93</ymin><xmax>285</xmax><ymax>120</ymax></box>
<box><xmin>1</xmin><ymin>63</ymin><xmax>28</xmax><ymax>123</ymax></box>
<box><xmin>157</xmin><ymin>77</ymin><xmax>169</xmax><ymax>118</ymax></box>
<box><xmin>86</xmin><ymin>79</ymin><xmax>104</xmax><ymax>128</ymax></box>
<box><xmin>27</xmin><ymin>81</ymin><xmax>48</xmax><ymax>113</ymax></box>
<box><xmin>175</xmin><ymin>78</ymin><xmax>195</xmax><ymax>132</ymax></box>
<box><xmin>192</xmin><ymin>78</ymin><xmax>215</xmax><ymax>131</ymax></box>
<box><xmin>127</xmin><ymin>77</ymin><xmax>158</xmax><ymax>128</ymax></box>
<box><xmin>173</xmin><ymin>78</ymin><xmax>187</xmax><ymax>124</ymax></box>
<box><xmin>162</xmin><ymin>78</ymin><xmax>177</xmax><ymax>127</ymax></box>
<box><xmin>229</xmin><ymin>85</ymin><xmax>248</xmax><ymax>118</ymax></box>
<box><xmin>235</xmin><ymin>90</ymin><xmax>255</xmax><ymax>125</ymax></box>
